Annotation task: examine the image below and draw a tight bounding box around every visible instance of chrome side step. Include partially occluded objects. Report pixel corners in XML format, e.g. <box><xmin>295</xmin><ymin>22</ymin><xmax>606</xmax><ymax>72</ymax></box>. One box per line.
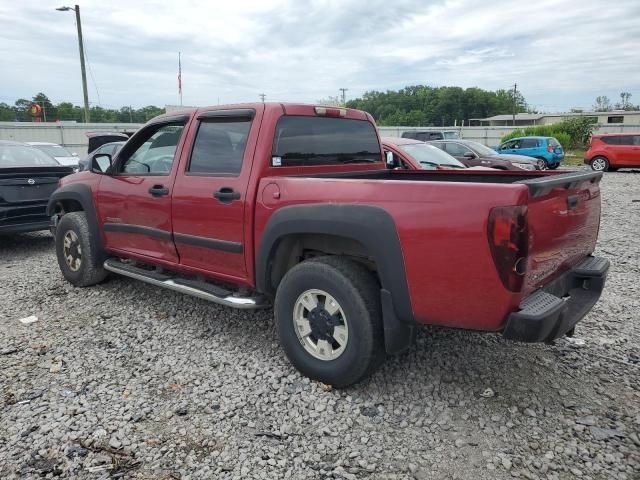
<box><xmin>103</xmin><ymin>259</ymin><xmax>269</xmax><ymax>310</ymax></box>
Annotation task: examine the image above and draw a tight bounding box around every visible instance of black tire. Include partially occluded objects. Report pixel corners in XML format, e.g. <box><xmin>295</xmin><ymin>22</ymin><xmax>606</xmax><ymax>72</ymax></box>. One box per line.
<box><xmin>548</xmin><ymin>163</ymin><xmax>559</xmax><ymax>170</ymax></box>
<box><xmin>590</xmin><ymin>156</ymin><xmax>609</xmax><ymax>172</ymax></box>
<box><xmin>535</xmin><ymin>157</ymin><xmax>547</xmax><ymax>170</ymax></box>
<box><xmin>274</xmin><ymin>256</ymin><xmax>384</xmax><ymax>387</ymax></box>
<box><xmin>55</xmin><ymin>212</ymin><xmax>108</xmax><ymax>287</ymax></box>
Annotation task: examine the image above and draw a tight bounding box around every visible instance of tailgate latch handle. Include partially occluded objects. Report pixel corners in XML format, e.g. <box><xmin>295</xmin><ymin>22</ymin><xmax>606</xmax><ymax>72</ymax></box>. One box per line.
<box><xmin>567</xmin><ymin>194</ymin><xmax>579</xmax><ymax>210</ymax></box>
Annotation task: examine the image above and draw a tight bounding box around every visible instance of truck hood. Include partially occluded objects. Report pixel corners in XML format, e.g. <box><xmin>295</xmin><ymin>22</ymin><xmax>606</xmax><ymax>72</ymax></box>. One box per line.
<box><xmin>53</xmin><ymin>156</ymin><xmax>79</xmax><ymax>167</ymax></box>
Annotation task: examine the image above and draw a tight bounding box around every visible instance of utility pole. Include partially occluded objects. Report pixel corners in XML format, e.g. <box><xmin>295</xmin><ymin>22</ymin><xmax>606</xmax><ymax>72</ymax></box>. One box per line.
<box><xmin>259</xmin><ymin>93</ymin><xmax>266</xmax><ymax>103</ymax></box>
<box><xmin>129</xmin><ymin>105</ymin><xmax>133</xmax><ymax>123</ymax></box>
<box><xmin>75</xmin><ymin>5</ymin><xmax>90</xmax><ymax>122</ymax></box>
<box><xmin>56</xmin><ymin>5</ymin><xmax>90</xmax><ymax>122</ymax></box>
<box><xmin>512</xmin><ymin>83</ymin><xmax>517</xmax><ymax>126</ymax></box>
<box><xmin>339</xmin><ymin>88</ymin><xmax>348</xmax><ymax>106</ymax></box>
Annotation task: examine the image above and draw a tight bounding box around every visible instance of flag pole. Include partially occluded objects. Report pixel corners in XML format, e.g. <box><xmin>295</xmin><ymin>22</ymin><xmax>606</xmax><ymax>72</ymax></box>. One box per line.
<box><xmin>178</xmin><ymin>52</ymin><xmax>183</xmax><ymax>106</ymax></box>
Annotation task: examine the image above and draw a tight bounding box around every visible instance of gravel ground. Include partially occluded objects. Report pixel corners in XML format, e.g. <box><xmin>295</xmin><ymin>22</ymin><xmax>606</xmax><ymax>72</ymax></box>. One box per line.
<box><xmin>1</xmin><ymin>170</ymin><xmax>639</xmax><ymax>480</ymax></box>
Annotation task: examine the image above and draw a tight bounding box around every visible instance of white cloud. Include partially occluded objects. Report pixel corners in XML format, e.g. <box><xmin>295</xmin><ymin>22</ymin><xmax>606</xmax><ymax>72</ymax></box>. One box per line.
<box><xmin>0</xmin><ymin>0</ymin><xmax>638</xmax><ymax>111</ymax></box>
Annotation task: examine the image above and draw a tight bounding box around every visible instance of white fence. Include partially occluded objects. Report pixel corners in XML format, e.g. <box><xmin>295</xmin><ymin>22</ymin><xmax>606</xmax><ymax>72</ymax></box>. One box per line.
<box><xmin>379</xmin><ymin>124</ymin><xmax>640</xmax><ymax>146</ymax></box>
<box><xmin>1</xmin><ymin>121</ymin><xmax>640</xmax><ymax>153</ymax></box>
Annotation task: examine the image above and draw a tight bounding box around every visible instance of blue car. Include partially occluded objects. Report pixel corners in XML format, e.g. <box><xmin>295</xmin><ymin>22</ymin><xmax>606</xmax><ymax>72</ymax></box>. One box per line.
<box><xmin>495</xmin><ymin>136</ymin><xmax>565</xmax><ymax>169</ymax></box>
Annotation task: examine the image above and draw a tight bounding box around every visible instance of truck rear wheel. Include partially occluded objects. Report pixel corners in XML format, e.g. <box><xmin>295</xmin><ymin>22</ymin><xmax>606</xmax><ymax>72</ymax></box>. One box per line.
<box><xmin>274</xmin><ymin>256</ymin><xmax>384</xmax><ymax>387</ymax></box>
<box><xmin>55</xmin><ymin>212</ymin><xmax>107</xmax><ymax>287</ymax></box>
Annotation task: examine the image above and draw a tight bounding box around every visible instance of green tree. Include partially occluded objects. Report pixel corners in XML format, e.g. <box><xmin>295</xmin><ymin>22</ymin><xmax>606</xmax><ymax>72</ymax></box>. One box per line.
<box><xmin>57</xmin><ymin>102</ymin><xmax>83</xmax><ymax>121</ymax></box>
<box><xmin>614</xmin><ymin>92</ymin><xmax>638</xmax><ymax>111</ymax></box>
<box><xmin>14</xmin><ymin>98</ymin><xmax>31</xmax><ymax>121</ymax></box>
<box><xmin>32</xmin><ymin>93</ymin><xmax>57</xmax><ymax>121</ymax></box>
<box><xmin>346</xmin><ymin>85</ymin><xmax>528</xmax><ymax>126</ymax></box>
<box><xmin>0</xmin><ymin>102</ymin><xmax>17</xmax><ymax>121</ymax></box>
<box><xmin>316</xmin><ymin>96</ymin><xmax>342</xmax><ymax>107</ymax></box>
<box><xmin>593</xmin><ymin>96</ymin><xmax>611</xmax><ymax>111</ymax></box>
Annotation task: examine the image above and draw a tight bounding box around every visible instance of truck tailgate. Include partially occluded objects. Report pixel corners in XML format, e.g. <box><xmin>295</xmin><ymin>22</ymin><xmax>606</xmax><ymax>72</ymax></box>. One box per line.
<box><xmin>518</xmin><ymin>171</ymin><xmax>603</xmax><ymax>294</ymax></box>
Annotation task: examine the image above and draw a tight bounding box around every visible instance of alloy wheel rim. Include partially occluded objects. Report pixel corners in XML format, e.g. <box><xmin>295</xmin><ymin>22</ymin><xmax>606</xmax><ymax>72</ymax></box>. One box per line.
<box><xmin>63</xmin><ymin>230</ymin><xmax>82</xmax><ymax>272</ymax></box>
<box><xmin>293</xmin><ymin>289</ymin><xmax>349</xmax><ymax>361</ymax></box>
<box><xmin>537</xmin><ymin>159</ymin><xmax>546</xmax><ymax>170</ymax></box>
<box><xmin>592</xmin><ymin>158</ymin><xmax>606</xmax><ymax>171</ymax></box>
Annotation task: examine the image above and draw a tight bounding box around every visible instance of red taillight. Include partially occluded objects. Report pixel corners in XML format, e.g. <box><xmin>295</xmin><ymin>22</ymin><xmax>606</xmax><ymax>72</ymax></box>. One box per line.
<box><xmin>547</xmin><ymin>144</ymin><xmax>554</xmax><ymax>153</ymax></box>
<box><xmin>487</xmin><ymin>206</ymin><xmax>528</xmax><ymax>292</ymax></box>
<box><xmin>314</xmin><ymin>106</ymin><xmax>347</xmax><ymax>118</ymax></box>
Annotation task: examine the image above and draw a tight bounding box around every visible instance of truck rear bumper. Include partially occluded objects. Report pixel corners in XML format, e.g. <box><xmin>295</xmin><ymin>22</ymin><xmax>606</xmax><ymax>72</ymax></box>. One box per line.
<box><xmin>503</xmin><ymin>256</ymin><xmax>609</xmax><ymax>342</ymax></box>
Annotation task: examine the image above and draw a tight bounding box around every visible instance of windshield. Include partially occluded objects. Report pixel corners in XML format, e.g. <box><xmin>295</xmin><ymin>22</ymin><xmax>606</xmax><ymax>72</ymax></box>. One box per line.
<box><xmin>465</xmin><ymin>141</ymin><xmax>499</xmax><ymax>156</ymax></box>
<box><xmin>0</xmin><ymin>144</ymin><xmax>60</xmax><ymax>168</ymax></box>
<box><xmin>399</xmin><ymin>143</ymin><xmax>465</xmax><ymax>169</ymax></box>
<box><xmin>33</xmin><ymin>144</ymin><xmax>73</xmax><ymax>158</ymax></box>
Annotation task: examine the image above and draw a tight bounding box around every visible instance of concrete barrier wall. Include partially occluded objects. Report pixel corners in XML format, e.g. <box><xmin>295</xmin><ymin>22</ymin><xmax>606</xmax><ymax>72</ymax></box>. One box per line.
<box><xmin>0</xmin><ymin>122</ymin><xmax>143</xmax><ymax>156</ymax></box>
<box><xmin>1</xmin><ymin>122</ymin><xmax>639</xmax><ymax>153</ymax></box>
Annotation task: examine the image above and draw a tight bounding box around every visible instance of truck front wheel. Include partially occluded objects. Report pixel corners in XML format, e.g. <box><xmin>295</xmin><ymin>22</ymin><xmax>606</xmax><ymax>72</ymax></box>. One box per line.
<box><xmin>55</xmin><ymin>212</ymin><xmax>107</xmax><ymax>287</ymax></box>
<box><xmin>274</xmin><ymin>256</ymin><xmax>384</xmax><ymax>387</ymax></box>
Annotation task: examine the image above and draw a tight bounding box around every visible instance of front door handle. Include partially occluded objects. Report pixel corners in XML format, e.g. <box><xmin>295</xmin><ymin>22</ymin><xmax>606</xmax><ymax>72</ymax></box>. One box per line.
<box><xmin>148</xmin><ymin>185</ymin><xmax>169</xmax><ymax>197</ymax></box>
<box><xmin>213</xmin><ymin>187</ymin><xmax>241</xmax><ymax>203</ymax></box>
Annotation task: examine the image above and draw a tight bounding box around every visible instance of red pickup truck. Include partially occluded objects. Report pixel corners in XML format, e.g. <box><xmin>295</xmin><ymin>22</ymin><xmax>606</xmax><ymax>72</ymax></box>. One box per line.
<box><xmin>48</xmin><ymin>103</ymin><xmax>609</xmax><ymax>387</ymax></box>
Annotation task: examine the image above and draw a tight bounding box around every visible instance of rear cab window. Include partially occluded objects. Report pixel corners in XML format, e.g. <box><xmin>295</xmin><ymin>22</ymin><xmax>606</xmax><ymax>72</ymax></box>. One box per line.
<box><xmin>272</xmin><ymin>116</ymin><xmax>381</xmax><ymax>167</ymax></box>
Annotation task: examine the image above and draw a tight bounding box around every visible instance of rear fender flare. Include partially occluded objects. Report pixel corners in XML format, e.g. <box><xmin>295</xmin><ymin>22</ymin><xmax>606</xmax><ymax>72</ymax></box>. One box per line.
<box><xmin>256</xmin><ymin>204</ymin><xmax>415</xmax><ymax>353</ymax></box>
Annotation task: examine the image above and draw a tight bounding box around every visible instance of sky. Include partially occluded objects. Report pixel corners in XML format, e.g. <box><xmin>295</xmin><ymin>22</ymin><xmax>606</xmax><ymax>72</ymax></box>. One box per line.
<box><xmin>1</xmin><ymin>0</ymin><xmax>639</xmax><ymax>113</ymax></box>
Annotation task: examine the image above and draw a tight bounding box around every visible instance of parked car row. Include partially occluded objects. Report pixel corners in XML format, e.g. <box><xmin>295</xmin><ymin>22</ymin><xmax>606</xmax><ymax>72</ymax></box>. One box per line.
<box><xmin>402</xmin><ymin>130</ymin><xmax>640</xmax><ymax>173</ymax></box>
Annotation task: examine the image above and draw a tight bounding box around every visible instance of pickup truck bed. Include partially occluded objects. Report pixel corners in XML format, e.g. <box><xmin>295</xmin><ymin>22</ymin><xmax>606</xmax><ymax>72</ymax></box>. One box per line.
<box><xmin>48</xmin><ymin>103</ymin><xmax>608</xmax><ymax>387</ymax></box>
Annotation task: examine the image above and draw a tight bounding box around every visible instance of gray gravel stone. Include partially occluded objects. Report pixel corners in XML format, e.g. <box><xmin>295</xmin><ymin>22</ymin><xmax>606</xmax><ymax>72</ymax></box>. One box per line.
<box><xmin>0</xmin><ymin>168</ymin><xmax>638</xmax><ymax>479</ymax></box>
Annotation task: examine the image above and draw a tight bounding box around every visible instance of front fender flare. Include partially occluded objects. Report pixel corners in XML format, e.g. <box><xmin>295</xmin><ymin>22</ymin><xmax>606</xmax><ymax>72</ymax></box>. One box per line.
<box><xmin>47</xmin><ymin>183</ymin><xmax>106</xmax><ymax>263</ymax></box>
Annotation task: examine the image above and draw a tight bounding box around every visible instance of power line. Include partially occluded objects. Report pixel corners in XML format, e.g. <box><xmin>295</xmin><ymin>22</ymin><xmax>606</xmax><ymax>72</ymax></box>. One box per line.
<box><xmin>79</xmin><ymin>24</ymin><xmax>102</xmax><ymax>107</ymax></box>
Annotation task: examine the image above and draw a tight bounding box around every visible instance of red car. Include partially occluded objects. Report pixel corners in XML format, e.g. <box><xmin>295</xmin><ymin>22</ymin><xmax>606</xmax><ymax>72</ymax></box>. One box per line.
<box><xmin>585</xmin><ymin>133</ymin><xmax>640</xmax><ymax>171</ymax></box>
<box><xmin>48</xmin><ymin>103</ymin><xmax>609</xmax><ymax>386</ymax></box>
<box><xmin>382</xmin><ymin>137</ymin><xmax>469</xmax><ymax>170</ymax></box>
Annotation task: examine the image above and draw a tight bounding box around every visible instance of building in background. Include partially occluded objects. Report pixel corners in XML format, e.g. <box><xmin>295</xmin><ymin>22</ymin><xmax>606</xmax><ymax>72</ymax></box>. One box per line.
<box><xmin>471</xmin><ymin>111</ymin><xmax>640</xmax><ymax>127</ymax></box>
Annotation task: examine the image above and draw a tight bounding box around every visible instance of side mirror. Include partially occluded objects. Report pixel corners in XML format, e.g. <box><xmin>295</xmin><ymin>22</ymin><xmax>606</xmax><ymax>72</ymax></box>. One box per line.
<box><xmin>463</xmin><ymin>151</ymin><xmax>475</xmax><ymax>158</ymax></box>
<box><xmin>385</xmin><ymin>151</ymin><xmax>396</xmax><ymax>168</ymax></box>
<box><xmin>92</xmin><ymin>153</ymin><xmax>112</xmax><ymax>174</ymax></box>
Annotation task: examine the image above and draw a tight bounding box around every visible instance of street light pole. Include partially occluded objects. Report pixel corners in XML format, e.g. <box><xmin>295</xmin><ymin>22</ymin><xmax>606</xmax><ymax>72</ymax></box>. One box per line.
<box><xmin>57</xmin><ymin>5</ymin><xmax>90</xmax><ymax>123</ymax></box>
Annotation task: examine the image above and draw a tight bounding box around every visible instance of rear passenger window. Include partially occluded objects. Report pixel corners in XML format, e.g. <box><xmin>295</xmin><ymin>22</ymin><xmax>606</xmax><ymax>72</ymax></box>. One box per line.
<box><xmin>520</xmin><ymin>139</ymin><xmax>538</xmax><ymax>148</ymax></box>
<box><xmin>188</xmin><ymin>120</ymin><xmax>251</xmax><ymax>175</ymax></box>
<box><xmin>602</xmin><ymin>136</ymin><xmax>633</xmax><ymax>145</ymax></box>
<box><xmin>272</xmin><ymin>116</ymin><xmax>380</xmax><ymax>167</ymax></box>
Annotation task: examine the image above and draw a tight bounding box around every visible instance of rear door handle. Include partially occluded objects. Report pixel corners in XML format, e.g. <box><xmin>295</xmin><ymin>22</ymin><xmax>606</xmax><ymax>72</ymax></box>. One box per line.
<box><xmin>213</xmin><ymin>187</ymin><xmax>241</xmax><ymax>203</ymax></box>
<box><xmin>148</xmin><ymin>185</ymin><xmax>169</xmax><ymax>197</ymax></box>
